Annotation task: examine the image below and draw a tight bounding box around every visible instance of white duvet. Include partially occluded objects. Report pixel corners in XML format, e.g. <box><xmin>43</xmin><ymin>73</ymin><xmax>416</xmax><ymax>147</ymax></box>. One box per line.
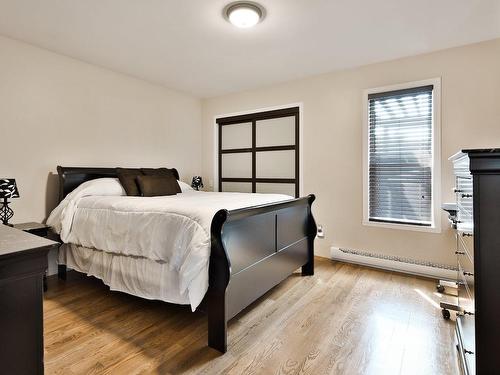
<box><xmin>47</xmin><ymin>178</ymin><xmax>291</xmax><ymax>310</ymax></box>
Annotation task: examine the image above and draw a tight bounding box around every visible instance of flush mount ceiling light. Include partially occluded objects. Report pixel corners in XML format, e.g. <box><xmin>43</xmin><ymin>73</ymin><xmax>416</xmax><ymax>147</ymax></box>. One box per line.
<box><xmin>224</xmin><ymin>2</ymin><xmax>265</xmax><ymax>28</ymax></box>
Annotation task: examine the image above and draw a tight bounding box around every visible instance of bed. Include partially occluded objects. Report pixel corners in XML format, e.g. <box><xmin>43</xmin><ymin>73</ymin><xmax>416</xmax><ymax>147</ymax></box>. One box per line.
<box><xmin>49</xmin><ymin>166</ymin><xmax>316</xmax><ymax>353</ymax></box>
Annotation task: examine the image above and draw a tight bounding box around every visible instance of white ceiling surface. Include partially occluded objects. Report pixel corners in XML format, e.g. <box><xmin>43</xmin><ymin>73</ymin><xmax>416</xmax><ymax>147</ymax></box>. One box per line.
<box><xmin>0</xmin><ymin>0</ymin><xmax>499</xmax><ymax>97</ymax></box>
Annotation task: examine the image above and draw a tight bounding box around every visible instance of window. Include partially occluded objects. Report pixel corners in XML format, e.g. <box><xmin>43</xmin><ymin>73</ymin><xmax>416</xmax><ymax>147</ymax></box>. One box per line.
<box><xmin>363</xmin><ymin>80</ymin><xmax>441</xmax><ymax>231</ymax></box>
<box><xmin>217</xmin><ymin>107</ymin><xmax>299</xmax><ymax>197</ymax></box>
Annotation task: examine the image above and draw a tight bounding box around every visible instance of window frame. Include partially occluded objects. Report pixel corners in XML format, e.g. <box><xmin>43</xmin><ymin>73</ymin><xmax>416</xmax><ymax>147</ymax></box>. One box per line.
<box><xmin>362</xmin><ymin>78</ymin><xmax>441</xmax><ymax>233</ymax></box>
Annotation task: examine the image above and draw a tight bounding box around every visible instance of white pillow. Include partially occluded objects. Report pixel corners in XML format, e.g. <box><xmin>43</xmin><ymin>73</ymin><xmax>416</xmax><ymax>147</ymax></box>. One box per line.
<box><xmin>178</xmin><ymin>180</ymin><xmax>195</xmax><ymax>192</ymax></box>
<box><xmin>47</xmin><ymin>178</ymin><xmax>125</xmax><ymax>237</ymax></box>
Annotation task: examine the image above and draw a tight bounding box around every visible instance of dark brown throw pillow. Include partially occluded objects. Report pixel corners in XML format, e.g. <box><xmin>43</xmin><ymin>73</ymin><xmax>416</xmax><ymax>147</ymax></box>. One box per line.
<box><xmin>116</xmin><ymin>168</ymin><xmax>143</xmax><ymax>196</ymax></box>
<box><xmin>141</xmin><ymin>168</ymin><xmax>177</xmax><ymax>179</ymax></box>
<box><xmin>136</xmin><ymin>174</ymin><xmax>181</xmax><ymax>197</ymax></box>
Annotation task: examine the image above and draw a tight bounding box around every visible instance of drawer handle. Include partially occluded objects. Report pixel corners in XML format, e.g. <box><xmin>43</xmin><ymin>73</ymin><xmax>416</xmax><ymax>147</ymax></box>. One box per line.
<box><xmin>463</xmin><ymin>310</ymin><xmax>474</xmax><ymax>316</ymax></box>
<box><xmin>464</xmin><ymin>349</ymin><xmax>474</xmax><ymax>355</ymax></box>
<box><xmin>463</xmin><ymin>271</ymin><xmax>474</xmax><ymax>277</ymax></box>
<box><xmin>461</xmin><ymin>193</ymin><xmax>473</xmax><ymax>198</ymax></box>
<box><xmin>453</xmin><ymin>188</ymin><xmax>463</xmax><ymax>193</ymax></box>
<box><xmin>455</xmin><ymin>251</ymin><xmax>465</xmax><ymax>255</ymax></box>
<box><xmin>462</xmin><ymin>233</ymin><xmax>473</xmax><ymax>237</ymax></box>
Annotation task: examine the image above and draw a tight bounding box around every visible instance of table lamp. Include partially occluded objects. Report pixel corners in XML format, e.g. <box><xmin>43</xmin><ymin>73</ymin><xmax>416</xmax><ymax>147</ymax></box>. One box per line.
<box><xmin>0</xmin><ymin>178</ymin><xmax>19</xmax><ymax>226</ymax></box>
<box><xmin>191</xmin><ymin>176</ymin><xmax>204</xmax><ymax>191</ymax></box>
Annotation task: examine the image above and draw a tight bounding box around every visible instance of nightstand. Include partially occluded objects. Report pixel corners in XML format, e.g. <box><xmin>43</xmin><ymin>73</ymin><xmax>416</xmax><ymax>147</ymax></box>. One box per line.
<box><xmin>13</xmin><ymin>222</ymin><xmax>51</xmax><ymax>291</ymax></box>
<box><xmin>13</xmin><ymin>222</ymin><xmax>49</xmax><ymax>237</ymax></box>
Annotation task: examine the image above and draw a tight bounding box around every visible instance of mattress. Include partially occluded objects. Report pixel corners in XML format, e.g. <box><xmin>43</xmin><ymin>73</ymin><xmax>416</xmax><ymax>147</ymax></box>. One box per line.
<box><xmin>48</xmin><ymin>178</ymin><xmax>292</xmax><ymax>310</ymax></box>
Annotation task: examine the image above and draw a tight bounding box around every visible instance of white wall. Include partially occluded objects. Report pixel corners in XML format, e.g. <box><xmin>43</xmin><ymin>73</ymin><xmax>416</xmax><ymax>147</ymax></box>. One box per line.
<box><xmin>0</xmin><ymin>35</ymin><xmax>202</xmax><ymax>223</ymax></box>
<box><xmin>202</xmin><ymin>38</ymin><xmax>500</xmax><ymax>267</ymax></box>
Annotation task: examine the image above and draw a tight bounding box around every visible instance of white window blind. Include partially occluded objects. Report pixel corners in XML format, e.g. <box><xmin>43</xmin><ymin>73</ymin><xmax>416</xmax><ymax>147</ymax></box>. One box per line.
<box><xmin>368</xmin><ymin>85</ymin><xmax>433</xmax><ymax>226</ymax></box>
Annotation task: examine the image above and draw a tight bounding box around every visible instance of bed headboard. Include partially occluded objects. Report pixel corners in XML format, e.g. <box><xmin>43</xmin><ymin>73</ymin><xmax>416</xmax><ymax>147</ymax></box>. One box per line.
<box><xmin>56</xmin><ymin>166</ymin><xmax>180</xmax><ymax>202</ymax></box>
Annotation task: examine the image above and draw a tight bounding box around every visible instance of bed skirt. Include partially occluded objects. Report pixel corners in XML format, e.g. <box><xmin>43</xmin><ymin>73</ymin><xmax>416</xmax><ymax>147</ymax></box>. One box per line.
<box><xmin>58</xmin><ymin>243</ymin><xmax>204</xmax><ymax>308</ymax></box>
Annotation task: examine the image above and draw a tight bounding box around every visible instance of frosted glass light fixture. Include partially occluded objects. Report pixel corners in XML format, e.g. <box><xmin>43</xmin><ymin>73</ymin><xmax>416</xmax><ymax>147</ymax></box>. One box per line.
<box><xmin>225</xmin><ymin>2</ymin><xmax>264</xmax><ymax>28</ymax></box>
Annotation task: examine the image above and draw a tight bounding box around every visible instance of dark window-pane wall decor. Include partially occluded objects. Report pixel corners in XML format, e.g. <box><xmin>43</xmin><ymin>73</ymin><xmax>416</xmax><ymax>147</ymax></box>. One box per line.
<box><xmin>368</xmin><ymin>85</ymin><xmax>434</xmax><ymax>226</ymax></box>
<box><xmin>217</xmin><ymin>107</ymin><xmax>299</xmax><ymax>197</ymax></box>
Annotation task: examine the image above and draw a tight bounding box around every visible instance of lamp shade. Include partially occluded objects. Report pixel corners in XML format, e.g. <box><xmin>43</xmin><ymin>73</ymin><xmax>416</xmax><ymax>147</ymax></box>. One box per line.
<box><xmin>191</xmin><ymin>176</ymin><xmax>204</xmax><ymax>191</ymax></box>
<box><xmin>0</xmin><ymin>179</ymin><xmax>19</xmax><ymax>198</ymax></box>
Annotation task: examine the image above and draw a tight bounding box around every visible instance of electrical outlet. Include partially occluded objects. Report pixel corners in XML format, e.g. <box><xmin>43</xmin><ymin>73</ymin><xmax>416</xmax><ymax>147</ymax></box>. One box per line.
<box><xmin>317</xmin><ymin>224</ymin><xmax>324</xmax><ymax>238</ymax></box>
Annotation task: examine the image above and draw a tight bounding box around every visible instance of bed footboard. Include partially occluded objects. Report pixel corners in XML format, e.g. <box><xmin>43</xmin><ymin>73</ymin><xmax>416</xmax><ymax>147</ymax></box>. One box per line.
<box><xmin>207</xmin><ymin>194</ymin><xmax>316</xmax><ymax>353</ymax></box>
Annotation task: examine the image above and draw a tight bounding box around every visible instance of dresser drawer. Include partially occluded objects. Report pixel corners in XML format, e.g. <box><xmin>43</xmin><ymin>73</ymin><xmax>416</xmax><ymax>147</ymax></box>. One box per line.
<box><xmin>458</xmin><ymin>259</ymin><xmax>475</xmax><ymax>315</ymax></box>
<box><xmin>455</xmin><ymin>175</ymin><xmax>473</xmax><ymax>229</ymax></box>
<box><xmin>456</xmin><ymin>314</ymin><xmax>475</xmax><ymax>375</ymax></box>
<box><xmin>456</xmin><ymin>241</ymin><xmax>473</xmax><ymax>272</ymax></box>
<box><xmin>456</xmin><ymin>231</ymin><xmax>474</xmax><ymax>261</ymax></box>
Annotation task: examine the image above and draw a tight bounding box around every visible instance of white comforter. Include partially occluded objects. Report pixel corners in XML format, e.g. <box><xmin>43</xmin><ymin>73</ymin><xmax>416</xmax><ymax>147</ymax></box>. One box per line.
<box><xmin>47</xmin><ymin>178</ymin><xmax>291</xmax><ymax>309</ymax></box>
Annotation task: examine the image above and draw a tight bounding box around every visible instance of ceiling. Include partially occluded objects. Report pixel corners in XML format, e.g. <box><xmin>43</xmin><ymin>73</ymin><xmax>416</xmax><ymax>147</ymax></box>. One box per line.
<box><xmin>0</xmin><ymin>0</ymin><xmax>499</xmax><ymax>98</ymax></box>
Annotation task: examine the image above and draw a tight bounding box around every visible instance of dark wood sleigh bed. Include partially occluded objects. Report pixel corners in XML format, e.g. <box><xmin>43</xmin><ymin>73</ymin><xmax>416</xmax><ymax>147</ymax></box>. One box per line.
<box><xmin>55</xmin><ymin>166</ymin><xmax>317</xmax><ymax>353</ymax></box>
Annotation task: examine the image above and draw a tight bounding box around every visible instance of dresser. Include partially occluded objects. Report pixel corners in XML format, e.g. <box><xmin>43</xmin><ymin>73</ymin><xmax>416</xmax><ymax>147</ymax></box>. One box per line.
<box><xmin>0</xmin><ymin>225</ymin><xmax>58</xmax><ymax>375</ymax></box>
<box><xmin>450</xmin><ymin>149</ymin><xmax>500</xmax><ymax>375</ymax></box>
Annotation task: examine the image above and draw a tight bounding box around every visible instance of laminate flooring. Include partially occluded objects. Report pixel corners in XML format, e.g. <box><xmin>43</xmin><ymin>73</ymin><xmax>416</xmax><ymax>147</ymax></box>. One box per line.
<box><xmin>44</xmin><ymin>257</ymin><xmax>458</xmax><ymax>375</ymax></box>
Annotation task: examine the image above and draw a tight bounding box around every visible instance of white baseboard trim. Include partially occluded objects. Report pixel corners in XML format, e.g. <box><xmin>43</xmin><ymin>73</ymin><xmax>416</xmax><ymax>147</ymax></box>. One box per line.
<box><xmin>330</xmin><ymin>246</ymin><xmax>457</xmax><ymax>281</ymax></box>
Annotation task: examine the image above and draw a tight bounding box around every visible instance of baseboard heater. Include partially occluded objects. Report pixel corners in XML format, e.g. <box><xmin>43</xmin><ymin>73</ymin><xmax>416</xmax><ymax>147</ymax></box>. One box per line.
<box><xmin>331</xmin><ymin>246</ymin><xmax>457</xmax><ymax>280</ymax></box>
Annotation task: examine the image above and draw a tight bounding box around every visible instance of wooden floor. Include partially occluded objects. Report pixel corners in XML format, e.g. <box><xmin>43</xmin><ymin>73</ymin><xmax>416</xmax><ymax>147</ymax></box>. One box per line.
<box><xmin>44</xmin><ymin>258</ymin><xmax>458</xmax><ymax>375</ymax></box>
